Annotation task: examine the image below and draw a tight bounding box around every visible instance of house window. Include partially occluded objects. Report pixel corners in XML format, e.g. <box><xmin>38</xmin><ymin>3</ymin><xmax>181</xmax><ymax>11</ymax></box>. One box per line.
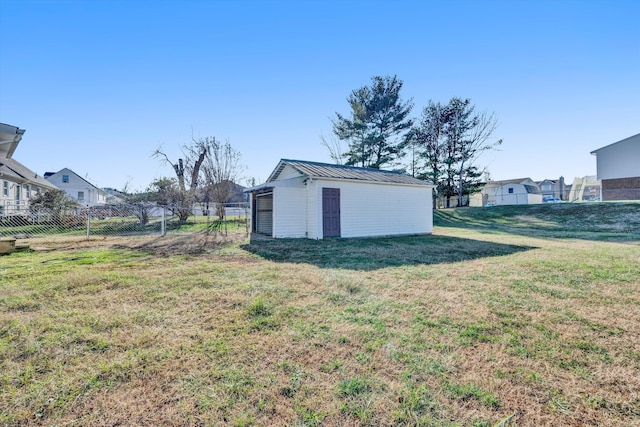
<box><xmin>62</xmin><ymin>175</ymin><xmax>69</xmax><ymax>183</ymax></box>
<box><xmin>2</xmin><ymin>181</ymin><xmax>7</xmax><ymax>197</ymax></box>
<box><xmin>508</xmin><ymin>187</ymin><xmax>514</xmax><ymax>194</ymax></box>
<box><xmin>78</xmin><ymin>191</ymin><xmax>84</xmax><ymax>201</ymax></box>
<box><xmin>542</xmin><ymin>184</ymin><xmax>552</xmax><ymax>191</ymax></box>
<box><xmin>25</xmin><ymin>185</ymin><xmax>30</xmax><ymax>199</ymax></box>
<box><xmin>15</xmin><ymin>185</ymin><xmax>21</xmax><ymax>202</ymax></box>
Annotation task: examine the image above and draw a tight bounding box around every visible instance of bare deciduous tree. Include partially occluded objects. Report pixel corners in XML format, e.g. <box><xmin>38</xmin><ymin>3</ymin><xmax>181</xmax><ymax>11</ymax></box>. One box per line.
<box><xmin>153</xmin><ymin>136</ymin><xmax>207</xmax><ymax>221</ymax></box>
<box><xmin>153</xmin><ymin>135</ymin><xmax>244</xmax><ymax>221</ymax></box>
<box><xmin>320</xmin><ymin>132</ymin><xmax>345</xmax><ymax>165</ymax></box>
<box><xmin>454</xmin><ymin>109</ymin><xmax>502</xmax><ymax>207</ymax></box>
<box><xmin>200</xmin><ymin>137</ymin><xmax>245</xmax><ymax>219</ymax></box>
<box><xmin>411</xmin><ymin>98</ymin><xmax>502</xmax><ymax>207</ymax></box>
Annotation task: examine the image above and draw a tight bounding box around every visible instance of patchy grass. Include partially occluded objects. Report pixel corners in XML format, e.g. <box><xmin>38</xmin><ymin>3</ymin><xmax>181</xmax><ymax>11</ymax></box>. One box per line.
<box><xmin>434</xmin><ymin>202</ymin><xmax>640</xmax><ymax>240</ymax></box>
<box><xmin>1</xmin><ymin>203</ymin><xmax>639</xmax><ymax>426</ymax></box>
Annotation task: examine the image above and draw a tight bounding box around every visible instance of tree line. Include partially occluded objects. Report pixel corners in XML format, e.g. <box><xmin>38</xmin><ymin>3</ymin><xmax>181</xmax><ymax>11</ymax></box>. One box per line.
<box><xmin>29</xmin><ymin>74</ymin><xmax>499</xmax><ymax>220</ymax></box>
<box><xmin>324</xmin><ymin>75</ymin><xmax>502</xmax><ymax>207</ymax></box>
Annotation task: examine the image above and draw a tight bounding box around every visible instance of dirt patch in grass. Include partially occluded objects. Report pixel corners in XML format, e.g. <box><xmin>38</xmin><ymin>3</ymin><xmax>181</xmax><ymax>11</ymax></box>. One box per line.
<box><xmin>17</xmin><ymin>231</ymin><xmax>253</xmax><ymax>257</ymax></box>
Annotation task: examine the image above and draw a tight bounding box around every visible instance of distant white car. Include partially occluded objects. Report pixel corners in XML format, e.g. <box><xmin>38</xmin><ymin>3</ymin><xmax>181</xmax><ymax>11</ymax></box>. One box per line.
<box><xmin>543</xmin><ymin>196</ymin><xmax>561</xmax><ymax>203</ymax></box>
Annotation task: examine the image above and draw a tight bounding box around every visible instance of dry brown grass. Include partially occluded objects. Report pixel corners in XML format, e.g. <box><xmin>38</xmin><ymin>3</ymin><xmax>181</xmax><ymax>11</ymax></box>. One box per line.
<box><xmin>1</xmin><ymin>205</ymin><xmax>639</xmax><ymax>426</ymax></box>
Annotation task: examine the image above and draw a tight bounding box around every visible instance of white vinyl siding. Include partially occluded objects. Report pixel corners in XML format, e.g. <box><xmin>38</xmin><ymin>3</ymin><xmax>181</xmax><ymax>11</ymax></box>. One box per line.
<box><xmin>306</xmin><ymin>180</ymin><xmax>320</xmax><ymax>239</ymax></box>
<box><xmin>297</xmin><ymin>179</ymin><xmax>432</xmax><ymax>239</ymax></box>
<box><xmin>593</xmin><ymin>134</ymin><xmax>640</xmax><ymax>180</ymax></box>
<box><xmin>277</xmin><ymin>165</ymin><xmax>304</xmax><ymax>180</ymax></box>
<box><xmin>255</xmin><ymin>162</ymin><xmax>434</xmax><ymax>240</ymax></box>
<box><xmin>44</xmin><ymin>168</ymin><xmax>108</xmax><ymax>206</ymax></box>
<box><xmin>492</xmin><ymin>184</ymin><xmax>542</xmax><ymax>205</ymax></box>
<box><xmin>273</xmin><ymin>186</ymin><xmax>307</xmax><ymax>238</ymax></box>
<box><xmin>312</xmin><ymin>180</ymin><xmax>431</xmax><ymax>238</ymax></box>
<box><xmin>483</xmin><ymin>179</ymin><xmax>543</xmax><ymax>206</ymax></box>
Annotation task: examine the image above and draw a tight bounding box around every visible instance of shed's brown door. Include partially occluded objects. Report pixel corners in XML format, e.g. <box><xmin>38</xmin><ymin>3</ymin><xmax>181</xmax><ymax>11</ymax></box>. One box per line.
<box><xmin>322</xmin><ymin>188</ymin><xmax>340</xmax><ymax>238</ymax></box>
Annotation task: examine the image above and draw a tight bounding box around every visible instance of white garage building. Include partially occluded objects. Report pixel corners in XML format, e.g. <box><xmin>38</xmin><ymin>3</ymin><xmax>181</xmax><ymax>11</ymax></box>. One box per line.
<box><xmin>246</xmin><ymin>159</ymin><xmax>434</xmax><ymax>239</ymax></box>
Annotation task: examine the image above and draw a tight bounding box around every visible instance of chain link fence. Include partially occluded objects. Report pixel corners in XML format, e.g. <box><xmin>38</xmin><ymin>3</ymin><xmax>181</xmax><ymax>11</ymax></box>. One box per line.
<box><xmin>0</xmin><ymin>202</ymin><xmax>250</xmax><ymax>241</ymax></box>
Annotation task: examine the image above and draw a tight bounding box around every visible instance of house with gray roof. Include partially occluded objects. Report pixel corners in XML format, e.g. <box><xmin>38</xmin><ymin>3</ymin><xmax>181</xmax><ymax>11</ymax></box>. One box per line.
<box><xmin>1</xmin><ymin>123</ymin><xmax>58</xmax><ymax>215</ymax></box>
<box><xmin>245</xmin><ymin>159</ymin><xmax>434</xmax><ymax>239</ymax></box>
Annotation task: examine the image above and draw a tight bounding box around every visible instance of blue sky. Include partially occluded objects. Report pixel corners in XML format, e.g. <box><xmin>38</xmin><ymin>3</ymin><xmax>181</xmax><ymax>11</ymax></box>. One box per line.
<box><xmin>1</xmin><ymin>0</ymin><xmax>638</xmax><ymax>191</ymax></box>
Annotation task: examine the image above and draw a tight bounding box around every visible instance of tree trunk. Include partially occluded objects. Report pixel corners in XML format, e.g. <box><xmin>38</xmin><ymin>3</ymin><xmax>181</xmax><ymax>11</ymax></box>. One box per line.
<box><xmin>457</xmin><ymin>160</ymin><xmax>465</xmax><ymax>207</ymax></box>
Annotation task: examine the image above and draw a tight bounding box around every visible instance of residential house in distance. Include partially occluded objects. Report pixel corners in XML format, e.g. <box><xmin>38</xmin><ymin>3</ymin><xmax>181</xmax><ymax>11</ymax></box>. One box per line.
<box><xmin>0</xmin><ymin>123</ymin><xmax>59</xmax><ymax>215</ymax></box>
<box><xmin>44</xmin><ymin>168</ymin><xmax>108</xmax><ymax>206</ymax></box>
<box><xmin>245</xmin><ymin>159</ymin><xmax>434</xmax><ymax>239</ymax></box>
<box><xmin>470</xmin><ymin>178</ymin><xmax>542</xmax><ymax>207</ymax></box>
<box><xmin>590</xmin><ymin>133</ymin><xmax>640</xmax><ymax>201</ymax></box>
<box><xmin>569</xmin><ymin>175</ymin><xmax>601</xmax><ymax>202</ymax></box>
<box><xmin>536</xmin><ymin>177</ymin><xmax>568</xmax><ymax>201</ymax></box>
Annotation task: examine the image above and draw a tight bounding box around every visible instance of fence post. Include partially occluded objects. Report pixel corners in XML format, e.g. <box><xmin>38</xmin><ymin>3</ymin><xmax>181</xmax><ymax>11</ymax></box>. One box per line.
<box><xmin>86</xmin><ymin>210</ymin><xmax>91</xmax><ymax>239</ymax></box>
<box><xmin>161</xmin><ymin>206</ymin><xmax>166</xmax><ymax>236</ymax></box>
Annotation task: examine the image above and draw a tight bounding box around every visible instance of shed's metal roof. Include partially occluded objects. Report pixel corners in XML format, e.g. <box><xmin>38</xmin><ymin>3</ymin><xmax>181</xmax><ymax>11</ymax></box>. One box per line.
<box><xmin>268</xmin><ymin>159</ymin><xmax>432</xmax><ymax>186</ymax></box>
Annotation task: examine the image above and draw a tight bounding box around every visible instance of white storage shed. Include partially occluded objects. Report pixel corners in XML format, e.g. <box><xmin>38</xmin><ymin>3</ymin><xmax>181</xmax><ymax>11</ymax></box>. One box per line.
<box><xmin>479</xmin><ymin>178</ymin><xmax>543</xmax><ymax>206</ymax></box>
<box><xmin>246</xmin><ymin>159</ymin><xmax>434</xmax><ymax>239</ymax></box>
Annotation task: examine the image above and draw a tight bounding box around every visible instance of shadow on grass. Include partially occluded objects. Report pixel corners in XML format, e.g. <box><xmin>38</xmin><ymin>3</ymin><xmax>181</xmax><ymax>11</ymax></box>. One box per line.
<box><xmin>434</xmin><ymin>203</ymin><xmax>640</xmax><ymax>242</ymax></box>
<box><xmin>117</xmin><ymin>232</ymin><xmax>248</xmax><ymax>256</ymax></box>
<box><xmin>241</xmin><ymin>234</ymin><xmax>535</xmax><ymax>270</ymax></box>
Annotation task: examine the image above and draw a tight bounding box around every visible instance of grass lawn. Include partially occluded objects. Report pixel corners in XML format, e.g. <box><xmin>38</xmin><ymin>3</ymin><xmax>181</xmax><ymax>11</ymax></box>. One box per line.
<box><xmin>1</xmin><ymin>203</ymin><xmax>639</xmax><ymax>426</ymax></box>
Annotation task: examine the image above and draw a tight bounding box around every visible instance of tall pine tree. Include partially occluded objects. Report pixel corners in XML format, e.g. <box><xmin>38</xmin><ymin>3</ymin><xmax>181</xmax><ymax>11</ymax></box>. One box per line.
<box><xmin>332</xmin><ymin>75</ymin><xmax>413</xmax><ymax>169</ymax></box>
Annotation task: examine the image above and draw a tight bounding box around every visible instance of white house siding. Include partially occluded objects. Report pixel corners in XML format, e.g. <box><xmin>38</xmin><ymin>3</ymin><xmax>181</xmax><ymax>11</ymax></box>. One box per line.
<box><xmin>490</xmin><ymin>184</ymin><xmax>542</xmax><ymax>205</ymax></box>
<box><xmin>273</xmin><ymin>186</ymin><xmax>307</xmax><ymax>238</ymax></box>
<box><xmin>0</xmin><ymin>180</ymin><xmax>19</xmax><ymax>214</ymax></box>
<box><xmin>593</xmin><ymin>134</ymin><xmax>640</xmax><ymax>180</ymax></box>
<box><xmin>309</xmin><ymin>180</ymin><xmax>432</xmax><ymax>238</ymax></box>
<box><xmin>527</xmin><ymin>194</ymin><xmax>543</xmax><ymax>204</ymax></box>
<box><xmin>468</xmin><ymin>193</ymin><xmax>483</xmax><ymax>207</ymax></box>
<box><xmin>1</xmin><ymin>173</ymin><xmax>52</xmax><ymax>214</ymax></box>
<box><xmin>306</xmin><ymin>181</ymin><xmax>320</xmax><ymax>239</ymax></box>
<box><xmin>45</xmin><ymin>169</ymin><xmax>107</xmax><ymax>206</ymax></box>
